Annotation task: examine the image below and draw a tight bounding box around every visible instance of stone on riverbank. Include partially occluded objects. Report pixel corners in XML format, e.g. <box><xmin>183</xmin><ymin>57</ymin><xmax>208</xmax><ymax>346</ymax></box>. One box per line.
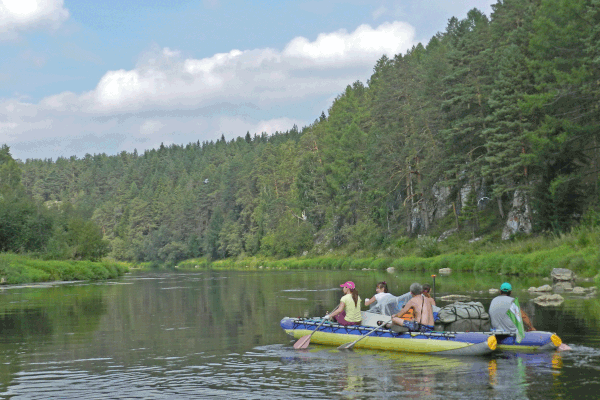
<box><xmin>439</xmin><ymin>268</ymin><xmax>452</xmax><ymax>275</ymax></box>
<box><xmin>489</xmin><ymin>288</ymin><xmax>500</xmax><ymax>295</ymax></box>
<box><xmin>533</xmin><ymin>294</ymin><xmax>564</xmax><ymax>307</ymax></box>
<box><xmin>551</xmin><ymin>268</ymin><xmax>574</xmax><ymax>282</ymax></box>
<box><xmin>553</xmin><ymin>281</ymin><xmax>573</xmax><ymax>292</ymax></box>
<box><xmin>572</xmin><ymin>286</ymin><xmax>597</xmax><ymax>296</ymax></box>
<box><xmin>441</xmin><ymin>294</ymin><xmax>471</xmax><ymax>302</ymax></box>
<box><xmin>528</xmin><ymin>285</ymin><xmax>553</xmax><ymax>293</ymax></box>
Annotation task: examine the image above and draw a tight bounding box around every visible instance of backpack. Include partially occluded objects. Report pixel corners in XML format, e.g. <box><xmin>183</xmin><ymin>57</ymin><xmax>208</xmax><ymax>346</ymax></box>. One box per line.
<box><xmin>437</xmin><ymin>301</ymin><xmax>489</xmax><ymax>324</ymax></box>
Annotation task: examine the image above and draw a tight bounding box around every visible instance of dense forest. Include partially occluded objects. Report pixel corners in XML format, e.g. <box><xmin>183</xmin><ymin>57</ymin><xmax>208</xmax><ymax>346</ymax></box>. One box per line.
<box><xmin>2</xmin><ymin>0</ymin><xmax>599</xmax><ymax>266</ymax></box>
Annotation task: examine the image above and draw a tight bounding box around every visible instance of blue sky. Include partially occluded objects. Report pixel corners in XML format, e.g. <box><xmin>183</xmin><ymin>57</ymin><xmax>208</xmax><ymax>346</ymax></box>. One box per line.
<box><xmin>0</xmin><ymin>0</ymin><xmax>497</xmax><ymax>161</ymax></box>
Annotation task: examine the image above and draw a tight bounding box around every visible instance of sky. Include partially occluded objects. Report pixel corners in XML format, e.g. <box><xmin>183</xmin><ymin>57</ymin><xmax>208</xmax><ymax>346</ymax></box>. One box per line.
<box><xmin>0</xmin><ymin>0</ymin><xmax>497</xmax><ymax>161</ymax></box>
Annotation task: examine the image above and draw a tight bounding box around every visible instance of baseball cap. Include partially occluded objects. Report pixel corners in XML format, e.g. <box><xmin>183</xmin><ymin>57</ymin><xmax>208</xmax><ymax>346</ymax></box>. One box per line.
<box><xmin>500</xmin><ymin>282</ymin><xmax>512</xmax><ymax>292</ymax></box>
<box><xmin>340</xmin><ymin>281</ymin><xmax>355</xmax><ymax>290</ymax></box>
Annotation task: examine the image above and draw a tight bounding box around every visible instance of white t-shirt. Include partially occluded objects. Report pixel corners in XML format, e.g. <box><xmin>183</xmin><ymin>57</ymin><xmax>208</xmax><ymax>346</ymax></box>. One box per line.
<box><xmin>374</xmin><ymin>292</ymin><xmax>394</xmax><ymax>303</ymax></box>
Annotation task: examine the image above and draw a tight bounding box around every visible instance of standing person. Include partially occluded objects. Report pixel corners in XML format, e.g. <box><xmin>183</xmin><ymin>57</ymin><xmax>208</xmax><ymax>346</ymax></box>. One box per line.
<box><xmin>391</xmin><ymin>283</ymin><xmax>435</xmax><ymax>332</ymax></box>
<box><xmin>489</xmin><ymin>282</ymin><xmax>535</xmax><ymax>334</ymax></box>
<box><xmin>327</xmin><ymin>281</ymin><xmax>362</xmax><ymax>326</ymax></box>
<box><xmin>365</xmin><ymin>281</ymin><xmax>393</xmax><ymax>307</ymax></box>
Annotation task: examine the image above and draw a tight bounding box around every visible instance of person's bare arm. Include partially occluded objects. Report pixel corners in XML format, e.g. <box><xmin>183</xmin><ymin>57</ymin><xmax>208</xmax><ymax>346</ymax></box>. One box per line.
<box><xmin>393</xmin><ymin>297</ymin><xmax>415</xmax><ymax>318</ymax></box>
<box><xmin>328</xmin><ymin>301</ymin><xmax>345</xmax><ymax>318</ymax></box>
<box><xmin>365</xmin><ymin>296</ymin><xmax>377</xmax><ymax>306</ymax></box>
<box><xmin>521</xmin><ymin>310</ymin><xmax>535</xmax><ymax>331</ymax></box>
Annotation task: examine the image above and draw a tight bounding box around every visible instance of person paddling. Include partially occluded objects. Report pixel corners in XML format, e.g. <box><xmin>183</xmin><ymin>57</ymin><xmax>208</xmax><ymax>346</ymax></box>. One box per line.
<box><xmin>327</xmin><ymin>281</ymin><xmax>362</xmax><ymax>326</ymax></box>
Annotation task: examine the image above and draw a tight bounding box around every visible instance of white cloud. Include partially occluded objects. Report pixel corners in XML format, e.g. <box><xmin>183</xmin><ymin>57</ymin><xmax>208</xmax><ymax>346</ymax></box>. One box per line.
<box><xmin>162</xmin><ymin>47</ymin><xmax>181</xmax><ymax>58</ymax></box>
<box><xmin>216</xmin><ymin>117</ymin><xmax>305</xmax><ymax>138</ymax></box>
<box><xmin>0</xmin><ymin>121</ymin><xmax>18</xmax><ymax>131</ymax></box>
<box><xmin>253</xmin><ymin>117</ymin><xmax>304</xmax><ymax>134</ymax></box>
<box><xmin>39</xmin><ymin>21</ymin><xmax>416</xmax><ymax>115</ymax></box>
<box><xmin>283</xmin><ymin>22</ymin><xmax>414</xmax><ymax>65</ymax></box>
<box><xmin>2</xmin><ymin>21</ymin><xmax>417</xmax><ymax>159</ymax></box>
<box><xmin>140</xmin><ymin>120</ymin><xmax>164</xmax><ymax>135</ymax></box>
<box><xmin>0</xmin><ymin>0</ymin><xmax>70</xmax><ymax>38</ymax></box>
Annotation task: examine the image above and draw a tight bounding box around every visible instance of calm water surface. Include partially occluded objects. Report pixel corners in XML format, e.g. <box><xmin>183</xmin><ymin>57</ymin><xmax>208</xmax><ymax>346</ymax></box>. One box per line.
<box><xmin>0</xmin><ymin>270</ymin><xmax>599</xmax><ymax>399</ymax></box>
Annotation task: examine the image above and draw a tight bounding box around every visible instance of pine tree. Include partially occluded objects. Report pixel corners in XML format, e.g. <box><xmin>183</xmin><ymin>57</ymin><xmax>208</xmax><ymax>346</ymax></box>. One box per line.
<box><xmin>440</xmin><ymin>9</ymin><xmax>493</xmax><ymax>188</ymax></box>
<box><xmin>522</xmin><ymin>0</ymin><xmax>597</xmax><ymax>231</ymax></box>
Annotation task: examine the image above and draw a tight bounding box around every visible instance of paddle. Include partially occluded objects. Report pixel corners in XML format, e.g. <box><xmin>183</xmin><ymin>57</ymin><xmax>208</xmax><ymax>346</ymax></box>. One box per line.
<box><xmin>337</xmin><ymin>321</ymin><xmax>385</xmax><ymax>350</ymax></box>
<box><xmin>293</xmin><ymin>306</ymin><xmax>338</xmax><ymax>350</ymax></box>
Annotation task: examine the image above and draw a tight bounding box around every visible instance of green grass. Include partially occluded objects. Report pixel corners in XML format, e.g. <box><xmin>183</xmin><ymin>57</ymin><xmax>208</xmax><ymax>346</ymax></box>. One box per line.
<box><xmin>171</xmin><ymin>224</ymin><xmax>600</xmax><ymax>278</ymax></box>
<box><xmin>0</xmin><ymin>253</ymin><xmax>130</xmax><ymax>285</ymax></box>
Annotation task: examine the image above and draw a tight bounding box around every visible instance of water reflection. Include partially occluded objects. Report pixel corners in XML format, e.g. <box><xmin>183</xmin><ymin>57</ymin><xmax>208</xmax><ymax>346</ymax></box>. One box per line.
<box><xmin>0</xmin><ymin>270</ymin><xmax>598</xmax><ymax>399</ymax></box>
<box><xmin>282</xmin><ymin>345</ymin><xmax>569</xmax><ymax>399</ymax></box>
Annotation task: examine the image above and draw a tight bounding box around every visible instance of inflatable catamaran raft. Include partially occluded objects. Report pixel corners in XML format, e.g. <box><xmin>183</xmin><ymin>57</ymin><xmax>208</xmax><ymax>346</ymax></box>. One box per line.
<box><xmin>281</xmin><ymin>311</ymin><xmax>562</xmax><ymax>356</ymax></box>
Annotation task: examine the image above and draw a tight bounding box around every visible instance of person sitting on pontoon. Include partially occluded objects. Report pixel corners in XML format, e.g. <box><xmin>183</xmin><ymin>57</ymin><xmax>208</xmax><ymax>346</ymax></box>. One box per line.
<box><xmin>365</xmin><ymin>281</ymin><xmax>394</xmax><ymax>307</ymax></box>
<box><xmin>422</xmin><ymin>284</ymin><xmax>436</xmax><ymax>307</ymax></box>
<box><xmin>327</xmin><ymin>281</ymin><xmax>362</xmax><ymax>326</ymax></box>
<box><xmin>391</xmin><ymin>283</ymin><xmax>435</xmax><ymax>332</ymax></box>
<box><xmin>368</xmin><ymin>287</ymin><xmax>412</xmax><ymax>316</ymax></box>
<box><xmin>489</xmin><ymin>282</ymin><xmax>535</xmax><ymax>332</ymax></box>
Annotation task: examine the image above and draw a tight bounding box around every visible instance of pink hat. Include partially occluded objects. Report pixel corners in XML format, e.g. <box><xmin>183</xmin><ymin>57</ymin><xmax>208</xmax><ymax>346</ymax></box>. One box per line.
<box><xmin>340</xmin><ymin>281</ymin><xmax>355</xmax><ymax>290</ymax></box>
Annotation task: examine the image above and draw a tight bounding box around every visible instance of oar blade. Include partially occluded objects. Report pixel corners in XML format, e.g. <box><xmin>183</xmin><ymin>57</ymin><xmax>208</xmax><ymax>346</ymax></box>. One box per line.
<box><xmin>293</xmin><ymin>334</ymin><xmax>312</xmax><ymax>349</ymax></box>
<box><xmin>337</xmin><ymin>342</ymin><xmax>355</xmax><ymax>350</ymax></box>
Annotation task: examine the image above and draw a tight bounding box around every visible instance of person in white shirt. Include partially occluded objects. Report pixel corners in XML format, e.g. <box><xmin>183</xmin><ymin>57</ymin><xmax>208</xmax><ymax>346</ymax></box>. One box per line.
<box><xmin>365</xmin><ymin>281</ymin><xmax>394</xmax><ymax>307</ymax></box>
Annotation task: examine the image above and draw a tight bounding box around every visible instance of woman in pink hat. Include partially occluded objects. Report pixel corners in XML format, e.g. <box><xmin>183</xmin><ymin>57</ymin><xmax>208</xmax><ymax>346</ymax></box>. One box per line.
<box><xmin>327</xmin><ymin>281</ymin><xmax>362</xmax><ymax>326</ymax></box>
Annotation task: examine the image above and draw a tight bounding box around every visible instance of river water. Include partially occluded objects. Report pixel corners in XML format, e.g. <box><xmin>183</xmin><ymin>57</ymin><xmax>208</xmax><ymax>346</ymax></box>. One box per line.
<box><xmin>0</xmin><ymin>269</ymin><xmax>598</xmax><ymax>399</ymax></box>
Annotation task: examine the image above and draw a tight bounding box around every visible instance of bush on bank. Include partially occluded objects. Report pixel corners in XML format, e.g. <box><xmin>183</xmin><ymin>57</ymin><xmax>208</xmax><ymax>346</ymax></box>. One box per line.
<box><xmin>174</xmin><ymin>225</ymin><xmax>600</xmax><ymax>278</ymax></box>
<box><xmin>0</xmin><ymin>253</ymin><xmax>129</xmax><ymax>285</ymax></box>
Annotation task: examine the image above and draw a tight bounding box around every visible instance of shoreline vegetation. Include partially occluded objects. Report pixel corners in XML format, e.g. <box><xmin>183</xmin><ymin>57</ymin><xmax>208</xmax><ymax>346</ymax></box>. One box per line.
<box><xmin>175</xmin><ymin>224</ymin><xmax>600</xmax><ymax>282</ymax></box>
<box><xmin>0</xmin><ymin>253</ymin><xmax>129</xmax><ymax>285</ymax></box>
<box><xmin>3</xmin><ymin>223</ymin><xmax>598</xmax><ymax>285</ymax></box>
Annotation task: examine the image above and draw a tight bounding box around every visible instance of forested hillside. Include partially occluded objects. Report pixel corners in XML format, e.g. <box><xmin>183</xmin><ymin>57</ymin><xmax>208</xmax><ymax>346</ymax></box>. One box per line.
<box><xmin>0</xmin><ymin>144</ymin><xmax>108</xmax><ymax>261</ymax></box>
<box><xmin>5</xmin><ymin>0</ymin><xmax>600</xmax><ymax>266</ymax></box>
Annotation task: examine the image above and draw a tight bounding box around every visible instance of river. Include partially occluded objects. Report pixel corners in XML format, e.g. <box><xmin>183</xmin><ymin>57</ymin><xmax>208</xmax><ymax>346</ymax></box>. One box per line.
<box><xmin>0</xmin><ymin>270</ymin><xmax>598</xmax><ymax>399</ymax></box>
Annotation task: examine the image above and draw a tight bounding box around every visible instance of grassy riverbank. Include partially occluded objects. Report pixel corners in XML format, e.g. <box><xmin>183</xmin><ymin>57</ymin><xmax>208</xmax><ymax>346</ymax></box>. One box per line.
<box><xmin>176</xmin><ymin>224</ymin><xmax>600</xmax><ymax>282</ymax></box>
<box><xmin>0</xmin><ymin>253</ymin><xmax>130</xmax><ymax>285</ymax></box>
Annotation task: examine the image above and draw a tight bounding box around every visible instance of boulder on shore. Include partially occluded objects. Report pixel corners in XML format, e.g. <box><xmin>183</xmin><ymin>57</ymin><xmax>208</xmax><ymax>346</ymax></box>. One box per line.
<box><xmin>439</xmin><ymin>268</ymin><xmax>452</xmax><ymax>275</ymax></box>
<box><xmin>551</xmin><ymin>268</ymin><xmax>575</xmax><ymax>282</ymax></box>
<box><xmin>533</xmin><ymin>294</ymin><xmax>564</xmax><ymax>307</ymax></box>
<box><xmin>440</xmin><ymin>294</ymin><xmax>471</xmax><ymax>302</ymax></box>
<box><xmin>528</xmin><ymin>285</ymin><xmax>553</xmax><ymax>293</ymax></box>
<box><xmin>572</xmin><ymin>286</ymin><xmax>597</xmax><ymax>296</ymax></box>
<box><xmin>489</xmin><ymin>288</ymin><xmax>500</xmax><ymax>295</ymax></box>
<box><xmin>553</xmin><ymin>281</ymin><xmax>573</xmax><ymax>293</ymax></box>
